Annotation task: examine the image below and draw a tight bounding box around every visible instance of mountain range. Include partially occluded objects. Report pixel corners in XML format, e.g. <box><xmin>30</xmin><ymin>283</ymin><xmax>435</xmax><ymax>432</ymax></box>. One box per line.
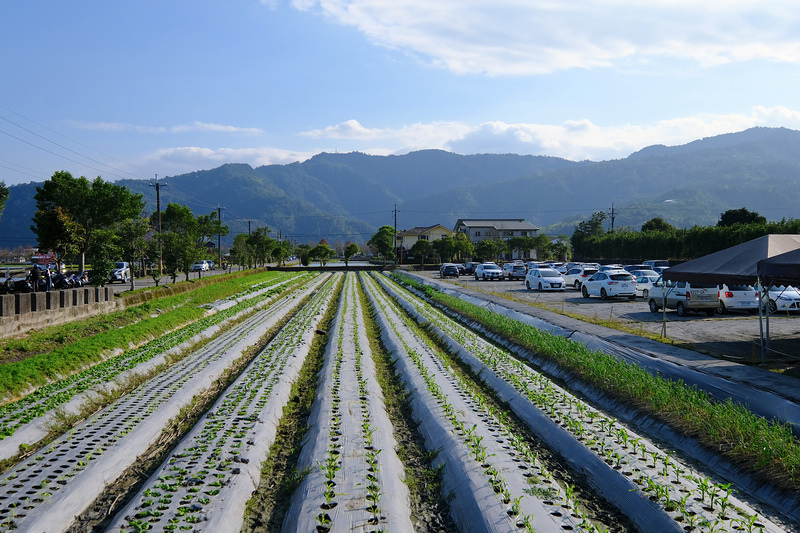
<box><xmin>2</xmin><ymin>126</ymin><xmax>800</xmax><ymax>250</ymax></box>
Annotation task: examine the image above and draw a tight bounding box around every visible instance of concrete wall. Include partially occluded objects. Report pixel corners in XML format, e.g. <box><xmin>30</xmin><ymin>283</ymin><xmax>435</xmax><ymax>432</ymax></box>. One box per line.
<box><xmin>0</xmin><ymin>287</ymin><xmax>118</xmax><ymax>337</ymax></box>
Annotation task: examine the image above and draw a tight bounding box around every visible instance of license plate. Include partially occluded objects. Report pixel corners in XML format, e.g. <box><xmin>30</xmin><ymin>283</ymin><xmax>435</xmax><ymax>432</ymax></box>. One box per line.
<box><xmin>621</xmin><ymin>283</ymin><xmax>628</xmax><ymax>288</ymax></box>
<box><xmin>552</xmin><ymin>284</ymin><xmax>561</xmax><ymax>288</ymax></box>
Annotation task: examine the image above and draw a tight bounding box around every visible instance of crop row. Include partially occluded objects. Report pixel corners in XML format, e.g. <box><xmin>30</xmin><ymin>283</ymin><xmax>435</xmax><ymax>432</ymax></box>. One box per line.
<box><xmin>0</xmin><ymin>272</ymin><xmax>307</xmax><ymax>443</ymax></box>
<box><xmin>362</xmin><ymin>272</ymin><xmax>593</xmax><ymax>532</ymax></box>
<box><xmin>108</xmin><ymin>273</ymin><xmax>340</xmax><ymax>532</ymax></box>
<box><xmin>283</xmin><ymin>272</ymin><xmax>411</xmax><ymax>532</ymax></box>
<box><xmin>0</xmin><ymin>274</ymin><xmax>329</xmax><ymax>532</ymax></box>
<box><xmin>385</xmin><ymin>272</ymin><xmax>787</xmax><ymax>532</ymax></box>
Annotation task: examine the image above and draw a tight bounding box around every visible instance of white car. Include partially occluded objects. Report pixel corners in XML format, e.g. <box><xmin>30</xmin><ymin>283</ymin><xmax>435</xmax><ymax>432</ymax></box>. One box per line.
<box><xmin>502</xmin><ymin>262</ymin><xmax>528</xmax><ymax>280</ymax></box>
<box><xmin>525</xmin><ymin>268</ymin><xmax>566</xmax><ymax>291</ymax></box>
<box><xmin>109</xmin><ymin>261</ymin><xmax>130</xmax><ymax>283</ymax></box>
<box><xmin>717</xmin><ymin>283</ymin><xmax>759</xmax><ymax>314</ymax></box>
<box><xmin>629</xmin><ymin>269</ymin><xmax>660</xmax><ymax>299</ymax></box>
<box><xmin>581</xmin><ymin>270</ymin><xmax>637</xmax><ymax>300</ymax></box>
<box><xmin>474</xmin><ymin>262</ymin><xmax>503</xmax><ymax>280</ymax></box>
<box><xmin>765</xmin><ymin>286</ymin><xmax>800</xmax><ymax>313</ymax></box>
<box><xmin>598</xmin><ymin>264</ymin><xmax>624</xmax><ymax>272</ymax></box>
<box><xmin>562</xmin><ymin>266</ymin><xmax>598</xmax><ymax>290</ymax></box>
<box><xmin>191</xmin><ymin>260</ymin><xmax>211</xmax><ymax>272</ymax></box>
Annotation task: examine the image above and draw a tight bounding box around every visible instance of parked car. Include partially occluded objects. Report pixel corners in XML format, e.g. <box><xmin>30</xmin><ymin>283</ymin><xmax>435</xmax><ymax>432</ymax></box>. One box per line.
<box><xmin>109</xmin><ymin>261</ymin><xmax>130</xmax><ymax>283</ymax></box>
<box><xmin>643</xmin><ymin>259</ymin><xmax>670</xmax><ymax>270</ymax></box>
<box><xmin>652</xmin><ymin>266</ymin><xmax>670</xmax><ymax>275</ymax></box>
<box><xmin>474</xmin><ymin>262</ymin><xmax>503</xmax><ymax>280</ymax></box>
<box><xmin>525</xmin><ymin>268</ymin><xmax>566</xmax><ymax>291</ymax></box>
<box><xmin>598</xmin><ymin>264</ymin><xmax>624</xmax><ymax>272</ymax></box>
<box><xmin>581</xmin><ymin>271</ymin><xmax>637</xmax><ymax>300</ymax></box>
<box><xmin>629</xmin><ymin>269</ymin><xmax>660</xmax><ymax>299</ymax></box>
<box><xmin>440</xmin><ymin>264</ymin><xmax>460</xmax><ymax>278</ymax></box>
<box><xmin>562</xmin><ymin>266</ymin><xmax>598</xmax><ymax>290</ymax></box>
<box><xmin>648</xmin><ymin>277</ymin><xmax>718</xmax><ymax>316</ymax></box>
<box><xmin>623</xmin><ymin>264</ymin><xmax>649</xmax><ymax>273</ymax></box>
<box><xmin>764</xmin><ymin>285</ymin><xmax>800</xmax><ymax>313</ymax></box>
<box><xmin>465</xmin><ymin>262</ymin><xmax>480</xmax><ymax>275</ymax></box>
<box><xmin>716</xmin><ymin>283</ymin><xmax>759</xmax><ymax>314</ymax></box>
<box><xmin>502</xmin><ymin>262</ymin><xmax>527</xmax><ymax>280</ymax></box>
<box><xmin>456</xmin><ymin>264</ymin><xmax>467</xmax><ymax>276</ymax></box>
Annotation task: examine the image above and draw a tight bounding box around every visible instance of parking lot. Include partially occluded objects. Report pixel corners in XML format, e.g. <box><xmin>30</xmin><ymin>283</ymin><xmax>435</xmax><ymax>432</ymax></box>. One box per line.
<box><xmin>416</xmin><ymin>271</ymin><xmax>800</xmax><ymax>373</ymax></box>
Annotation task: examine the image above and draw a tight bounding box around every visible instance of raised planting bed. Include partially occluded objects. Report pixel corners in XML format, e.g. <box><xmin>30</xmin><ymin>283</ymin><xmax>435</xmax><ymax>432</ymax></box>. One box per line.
<box><xmin>106</xmin><ymin>274</ymin><xmax>340</xmax><ymax>532</ymax></box>
<box><xmin>362</xmin><ymin>273</ymin><xmax>589</xmax><ymax>532</ymax></box>
<box><xmin>0</xmin><ymin>274</ymin><xmax>330</xmax><ymax>532</ymax></box>
<box><xmin>283</xmin><ymin>272</ymin><xmax>412</xmax><ymax>532</ymax></box>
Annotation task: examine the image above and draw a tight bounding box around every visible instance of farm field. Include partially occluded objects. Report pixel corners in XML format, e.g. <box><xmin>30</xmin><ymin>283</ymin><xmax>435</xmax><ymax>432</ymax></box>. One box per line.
<box><xmin>0</xmin><ymin>270</ymin><xmax>797</xmax><ymax>532</ymax></box>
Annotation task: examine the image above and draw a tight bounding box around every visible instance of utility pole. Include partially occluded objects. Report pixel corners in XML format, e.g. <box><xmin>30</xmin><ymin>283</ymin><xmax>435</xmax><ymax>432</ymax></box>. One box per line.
<box><xmin>149</xmin><ymin>175</ymin><xmax>167</xmax><ymax>274</ymax></box>
<box><xmin>393</xmin><ymin>204</ymin><xmax>399</xmax><ymax>264</ymax></box>
<box><xmin>216</xmin><ymin>204</ymin><xmax>225</xmax><ymax>268</ymax></box>
<box><xmin>608</xmin><ymin>203</ymin><xmax>616</xmax><ymax>232</ymax></box>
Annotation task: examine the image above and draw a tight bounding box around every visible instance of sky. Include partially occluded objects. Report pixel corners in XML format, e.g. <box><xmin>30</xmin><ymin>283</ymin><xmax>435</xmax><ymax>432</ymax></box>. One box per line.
<box><xmin>2</xmin><ymin>0</ymin><xmax>800</xmax><ymax>187</ymax></box>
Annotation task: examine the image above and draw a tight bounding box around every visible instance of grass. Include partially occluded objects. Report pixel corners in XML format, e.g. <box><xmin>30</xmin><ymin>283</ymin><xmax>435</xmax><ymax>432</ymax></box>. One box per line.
<box><xmin>394</xmin><ymin>272</ymin><xmax>800</xmax><ymax>492</ymax></box>
<box><xmin>0</xmin><ymin>271</ymin><xmax>299</xmax><ymax>402</ymax></box>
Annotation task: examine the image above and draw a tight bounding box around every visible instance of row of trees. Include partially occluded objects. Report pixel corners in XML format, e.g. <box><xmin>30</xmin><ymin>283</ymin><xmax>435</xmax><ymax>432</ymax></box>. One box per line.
<box><xmin>31</xmin><ymin>171</ymin><xmax>233</xmax><ymax>285</ymax></box>
<box><xmin>571</xmin><ymin>208</ymin><xmax>794</xmax><ymax>260</ymax></box>
<box><xmin>367</xmin><ymin>225</ymin><xmax>571</xmax><ymax>265</ymax></box>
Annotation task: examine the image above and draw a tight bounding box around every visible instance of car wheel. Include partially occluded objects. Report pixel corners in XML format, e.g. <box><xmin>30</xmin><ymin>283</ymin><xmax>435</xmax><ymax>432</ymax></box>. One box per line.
<box><xmin>574</xmin><ymin>281</ymin><xmax>580</xmax><ymax>289</ymax></box>
<box><xmin>475</xmin><ymin>275</ymin><xmax>479</xmax><ymax>281</ymax></box>
<box><xmin>717</xmin><ymin>301</ymin><xmax>727</xmax><ymax>314</ymax></box>
<box><xmin>642</xmin><ymin>289</ymin><xmax>648</xmax><ymax>299</ymax></box>
<box><xmin>600</xmin><ymin>288</ymin><xmax>608</xmax><ymax>300</ymax></box>
<box><xmin>768</xmin><ymin>300</ymin><xmax>777</xmax><ymax>314</ymax></box>
<box><xmin>706</xmin><ymin>308</ymin><xmax>716</xmax><ymax>317</ymax></box>
<box><xmin>581</xmin><ymin>286</ymin><xmax>590</xmax><ymax>298</ymax></box>
<box><xmin>649</xmin><ymin>299</ymin><xmax>660</xmax><ymax>313</ymax></box>
<box><xmin>526</xmin><ymin>281</ymin><xmax>531</xmax><ymax>290</ymax></box>
<box><xmin>676</xmin><ymin>302</ymin><xmax>687</xmax><ymax>316</ymax></box>
<box><xmin>538</xmin><ymin>283</ymin><xmax>543</xmax><ymax>291</ymax></box>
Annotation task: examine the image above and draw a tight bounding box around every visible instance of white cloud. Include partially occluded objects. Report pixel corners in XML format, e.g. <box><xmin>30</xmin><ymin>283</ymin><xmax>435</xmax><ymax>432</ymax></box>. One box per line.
<box><xmin>291</xmin><ymin>0</ymin><xmax>800</xmax><ymax>74</ymax></box>
<box><xmin>73</xmin><ymin>121</ymin><xmax>264</xmax><ymax>135</ymax></box>
<box><xmin>301</xmin><ymin>106</ymin><xmax>800</xmax><ymax>161</ymax></box>
<box><xmin>145</xmin><ymin>146</ymin><xmax>315</xmax><ymax>175</ymax></box>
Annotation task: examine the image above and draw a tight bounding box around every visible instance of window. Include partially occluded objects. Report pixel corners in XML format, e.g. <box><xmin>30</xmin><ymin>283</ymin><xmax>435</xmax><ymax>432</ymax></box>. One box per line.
<box><xmin>521</xmin><ymin>231</ymin><xmax>528</xmax><ymax>236</ymax></box>
<box><xmin>474</xmin><ymin>231</ymin><xmax>481</xmax><ymax>237</ymax></box>
<box><xmin>419</xmin><ymin>235</ymin><xmax>428</xmax><ymax>240</ymax></box>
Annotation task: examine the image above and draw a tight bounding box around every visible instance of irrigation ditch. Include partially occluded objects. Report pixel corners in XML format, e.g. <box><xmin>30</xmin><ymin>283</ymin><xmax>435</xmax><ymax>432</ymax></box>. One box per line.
<box><xmin>0</xmin><ymin>269</ymin><xmax>796</xmax><ymax>532</ymax></box>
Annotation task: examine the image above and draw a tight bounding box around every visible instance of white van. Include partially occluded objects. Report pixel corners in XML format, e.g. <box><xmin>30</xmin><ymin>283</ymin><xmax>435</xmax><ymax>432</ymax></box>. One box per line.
<box><xmin>648</xmin><ymin>277</ymin><xmax>718</xmax><ymax>316</ymax></box>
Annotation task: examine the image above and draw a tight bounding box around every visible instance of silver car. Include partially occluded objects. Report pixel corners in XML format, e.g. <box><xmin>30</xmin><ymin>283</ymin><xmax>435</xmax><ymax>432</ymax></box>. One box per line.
<box><xmin>525</xmin><ymin>268</ymin><xmax>566</xmax><ymax>291</ymax></box>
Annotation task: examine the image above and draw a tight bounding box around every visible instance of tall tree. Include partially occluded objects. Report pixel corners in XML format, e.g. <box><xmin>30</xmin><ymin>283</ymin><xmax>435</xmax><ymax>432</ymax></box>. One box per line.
<box><xmin>160</xmin><ymin>203</ymin><xmax>200</xmax><ymax>280</ymax></box>
<box><xmin>311</xmin><ymin>243</ymin><xmax>334</xmax><ymax>266</ymax></box>
<box><xmin>343</xmin><ymin>242</ymin><xmax>359</xmax><ymax>267</ymax></box>
<box><xmin>431</xmin><ymin>235</ymin><xmax>456</xmax><ymax>263</ymax></box>
<box><xmin>117</xmin><ymin>215</ymin><xmax>151</xmax><ymax>291</ymax></box>
<box><xmin>641</xmin><ymin>217</ymin><xmax>675</xmax><ymax>233</ymax></box>
<box><xmin>717</xmin><ymin>208</ymin><xmax>767</xmax><ymax>227</ymax></box>
<box><xmin>32</xmin><ymin>171</ymin><xmax>144</xmax><ymax>272</ymax></box>
<box><xmin>0</xmin><ymin>181</ymin><xmax>8</xmax><ymax>220</ymax></box>
<box><xmin>368</xmin><ymin>225</ymin><xmax>396</xmax><ymax>265</ymax></box>
<box><xmin>453</xmin><ymin>232</ymin><xmax>474</xmax><ymax>261</ymax></box>
<box><xmin>409</xmin><ymin>239</ymin><xmax>432</xmax><ymax>267</ymax></box>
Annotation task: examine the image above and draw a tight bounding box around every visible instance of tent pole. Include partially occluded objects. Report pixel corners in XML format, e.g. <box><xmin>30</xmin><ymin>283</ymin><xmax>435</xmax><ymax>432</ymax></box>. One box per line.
<box><xmin>758</xmin><ymin>277</ymin><xmax>765</xmax><ymax>364</ymax></box>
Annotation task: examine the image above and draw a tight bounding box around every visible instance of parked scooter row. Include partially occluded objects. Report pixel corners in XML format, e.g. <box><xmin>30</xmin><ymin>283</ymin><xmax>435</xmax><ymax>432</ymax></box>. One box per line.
<box><xmin>0</xmin><ymin>271</ymin><xmax>89</xmax><ymax>294</ymax></box>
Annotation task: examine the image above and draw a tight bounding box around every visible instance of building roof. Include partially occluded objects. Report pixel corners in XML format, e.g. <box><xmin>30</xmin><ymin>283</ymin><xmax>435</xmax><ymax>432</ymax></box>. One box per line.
<box><xmin>396</xmin><ymin>224</ymin><xmax>454</xmax><ymax>237</ymax></box>
<box><xmin>454</xmin><ymin>219</ymin><xmax>540</xmax><ymax>231</ymax></box>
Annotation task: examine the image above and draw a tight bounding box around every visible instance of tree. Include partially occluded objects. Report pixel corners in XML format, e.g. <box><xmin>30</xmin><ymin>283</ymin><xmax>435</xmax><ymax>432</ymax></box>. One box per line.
<box><xmin>475</xmin><ymin>239</ymin><xmax>506</xmax><ymax>262</ymax></box>
<box><xmin>571</xmin><ymin>211</ymin><xmax>607</xmax><ymax>258</ymax></box>
<box><xmin>368</xmin><ymin>225</ymin><xmax>396</xmax><ymax>265</ymax></box>
<box><xmin>431</xmin><ymin>236</ymin><xmax>456</xmax><ymax>263</ymax></box>
<box><xmin>247</xmin><ymin>227</ymin><xmax>275</xmax><ymax>267</ymax></box>
<box><xmin>0</xmin><ymin>181</ymin><xmax>8</xmax><ymax>220</ymax></box>
<box><xmin>453</xmin><ymin>232</ymin><xmax>474</xmax><ymax>261</ymax></box>
<box><xmin>311</xmin><ymin>243</ymin><xmax>335</xmax><ymax>266</ymax></box>
<box><xmin>196</xmin><ymin>211</ymin><xmax>229</xmax><ymax>262</ymax></box>
<box><xmin>409</xmin><ymin>239</ymin><xmax>432</xmax><ymax>267</ymax></box>
<box><xmin>550</xmin><ymin>239</ymin><xmax>572</xmax><ymax>262</ymax></box>
<box><xmin>160</xmin><ymin>203</ymin><xmax>200</xmax><ymax>280</ymax></box>
<box><xmin>274</xmin><ymin>240</ymin><xmax>294</xmax><ymax>266</ymax></box>
<box><xmin>32</xmin><ymin>171</ymin><xmax>144</xmax><ymax>272</ymax></box>
<box><xmin>343</xmin><ymin>242</ymin><xmax>359</xmax><ymax>266</ymax></box>
<box><xmin>642</xmin><ymin>217</ymin><xmax>675</xmax><ymax>233</ymax></box>
<box><xmin>296</xmin><ymin>244</ymin><xmax>312</xmax><ymax>266</ymax></box>
<box><xmin>117</xmin><ymin>215</ymin><xmax>151</xmax><ymax>291</ymax></box>
<box><xmin>507</xmin><ymin>236</ymin><xmax>537</xmax><ymax>259</ymax></box>
<box><xmin>230</xmin><ymin>233</ymin><xmax>253</xmax><ymax>269</ymax></box>
<box><xmin>717</xmin><ymin>208</ymin><xmax>767</xmax><ymax>227</ymax></box>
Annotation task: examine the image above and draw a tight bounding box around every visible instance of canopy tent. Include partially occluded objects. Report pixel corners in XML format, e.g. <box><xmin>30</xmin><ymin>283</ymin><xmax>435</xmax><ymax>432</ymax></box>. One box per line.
<box><xmin>660</xmin><ymin>234</ymin><xmax>800</xmax><ymax>363</ymax></box>
<box><xmin>758</xmin><ymin>248</ymin><xmax>800</xmax><ymax>286</ymax></box>
<box><xmin>663</xmin><ymin>234</ymin><xmax>800</xmax><ymax>285</ymax></box>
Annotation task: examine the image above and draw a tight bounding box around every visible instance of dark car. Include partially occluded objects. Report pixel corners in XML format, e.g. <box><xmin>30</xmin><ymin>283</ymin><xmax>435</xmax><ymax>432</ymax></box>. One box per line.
<box><xmin>441</xmin><ymin>264</ymin><xmax>460</xmax><ymax>278</ymax></box>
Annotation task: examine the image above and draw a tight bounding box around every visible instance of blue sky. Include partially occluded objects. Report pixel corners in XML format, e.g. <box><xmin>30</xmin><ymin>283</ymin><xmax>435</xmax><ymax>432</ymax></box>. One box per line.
<box><xmin>2</xmin><ymin>0</ymin><xmax>800</xmax><ymax>186</ymax></box>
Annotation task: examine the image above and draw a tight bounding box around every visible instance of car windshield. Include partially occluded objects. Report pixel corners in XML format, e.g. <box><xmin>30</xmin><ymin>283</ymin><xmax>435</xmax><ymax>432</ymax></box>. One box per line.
<box><xmin>540</xmin><ymin>270</ymin><xmax>559</xmax><ymax>277</ymax></box>
<box><xmin>115</xmin><ymin>262</ymin><xmax>126</xmax><ymax>268</ymax></box>
<box><xmin>609</xmin><ymin>274</ymin><xmax>634</xmax><ymax>281</ymax></box>
<box><xmin>513</xmin><ymin>266</ymin><xmax>526</xmax><ymax>271</ymax></box>
<box><xmin>583</xmin><ymin>269</ymin><xmax>598</xmax><ymax>275</ymax></box>
<box><xmin>484</xmin><ymin>265</ymin><xmax>501</xmax><ymax>271</ymax></box>
<box><xmin>633</xmin><ymin>270</ymin><xmax>658</xmax><ymax>277</ymax></box>
<box><xmin>727</xmin><ymin>284</ymin><xmax>753</xmax><ymax>291</ymax></box>
<box><xmin>691</xmin><ymin>282</ymin><xmax>718</xmax><ymax>289</ymax></box>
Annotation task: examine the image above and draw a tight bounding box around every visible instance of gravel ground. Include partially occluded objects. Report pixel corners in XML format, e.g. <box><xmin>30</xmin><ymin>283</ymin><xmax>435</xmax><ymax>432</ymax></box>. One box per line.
<box><xmin>420</xmin><ymin>272</ymin><xmax>800</xmax><ymax>373</ymax></box>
